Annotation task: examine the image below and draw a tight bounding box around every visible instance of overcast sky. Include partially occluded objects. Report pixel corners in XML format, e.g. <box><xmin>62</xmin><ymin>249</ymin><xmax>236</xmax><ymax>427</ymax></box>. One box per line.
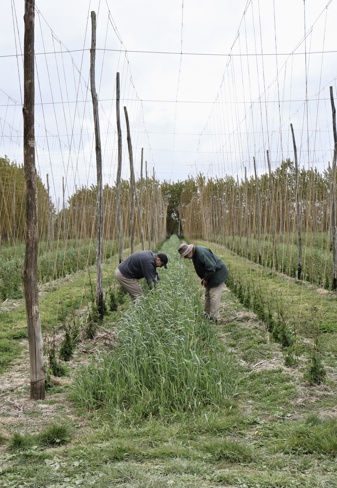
<box><xmin>1</xmin><ymin>0</ymin><xmax>337</xmax><ymax>206</ymax></box>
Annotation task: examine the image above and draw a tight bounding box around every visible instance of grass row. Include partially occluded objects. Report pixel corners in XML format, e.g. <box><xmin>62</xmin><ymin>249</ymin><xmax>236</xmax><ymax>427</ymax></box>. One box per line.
<box><xmin>71</xmin><ymin>235</ymin><xmax>237</xmax><ymax>421</ymax></box>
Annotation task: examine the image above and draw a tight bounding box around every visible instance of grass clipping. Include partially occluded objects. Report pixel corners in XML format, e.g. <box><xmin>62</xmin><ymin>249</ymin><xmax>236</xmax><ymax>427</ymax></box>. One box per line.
<box><xmin>71</xmin><ymin>239</ymin><xmax>237</xmax><ymax>421</ymax></box>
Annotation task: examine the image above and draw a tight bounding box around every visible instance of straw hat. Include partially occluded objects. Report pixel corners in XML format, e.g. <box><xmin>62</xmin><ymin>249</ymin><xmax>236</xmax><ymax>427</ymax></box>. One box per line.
<box><xmin>178</xmin><ymin>243</ymin><xmax>195</xmax><ymax>257</ymax></box>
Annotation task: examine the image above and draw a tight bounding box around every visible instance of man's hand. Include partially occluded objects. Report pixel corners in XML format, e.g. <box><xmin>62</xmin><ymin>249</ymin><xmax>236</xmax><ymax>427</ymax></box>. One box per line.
<box><xmin>201</xmin><ymin>279</ymin><xmax>207</xmax><ymax>287</ymax></box>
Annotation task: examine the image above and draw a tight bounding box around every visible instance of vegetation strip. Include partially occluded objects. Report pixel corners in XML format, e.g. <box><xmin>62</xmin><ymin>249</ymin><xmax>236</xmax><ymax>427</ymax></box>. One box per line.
<box><xmin>71</xmin><ymin>235</ymin><xmax>238</xmax><ymax>420</ymax></box>
<box><xmin>2</xmin><ymin>237</ymin><xmax>337</xmax><ymax>486</ymax></box>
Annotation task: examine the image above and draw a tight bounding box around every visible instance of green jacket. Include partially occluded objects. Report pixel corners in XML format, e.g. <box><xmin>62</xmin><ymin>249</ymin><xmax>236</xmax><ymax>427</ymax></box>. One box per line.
<box><xmin>192</xmin><ymin>246</ymin><xmax>228</xmax><ymax>289</ymax></box>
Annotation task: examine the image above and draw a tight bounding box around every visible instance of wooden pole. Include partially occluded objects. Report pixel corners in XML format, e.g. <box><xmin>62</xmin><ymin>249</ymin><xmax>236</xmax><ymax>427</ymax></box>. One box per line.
<box><xmin>62</xmin><ymin>176</ymin><xmax>66</xmax><ymax>244</ymax></box>
<box><xmin>46</xmin><ymin>174</ymin><xmax>51</xmax><ymax>251</ymax></box>
<box><xmin>244</xmin><ymin>167</ymin><xmax>250</xmax><ymax>259</ymax></box>
<box><xmin>329</xmin><ymin>86</ymin><xmax>337</xmax><ymax>290</ymax></box>
<box><xmin>152</xmin><ymin>167</ymin><xmax>157</xmax><ymax>246</ymax></box>
<box><xmin>253</xmin><ymin>157</ymin><xmax>262</xmax><ymax>264</ymax></box>
<box><xmin>90</xmin><ymin>11</ymin><xmax>104</xmax><ymax>318</ymax></box>
<box><xmin>290</xmin><ymin>123</ymin><xmax>303</xmax><ymax>280</ymax></box>
<box><xmin>116</xmin><ymin>72</ymin><xmax>123</xmax><ymax>262</ymax></box>
<box><xmin>267</xmin><ymin>150</ymin><xmax>277</xmax><ymax>269</ymax></box>
<box><xmin>237</xmin><ymin>176</ymin><xmax>242</xmax><ymax>253</ymax></box>
<box><xmin>23</xmin><ymin>0</ymin><xmax>45</xmax><ymax>400</ymax></box>
<box><xmin>146</xmin><ymin>161</ymin><xmax>151</xmax><ymax>248</ymax></box>
<box><xmin>138</xmin><ymin>148</ymin><xmax>145</xmax><ymax>249</ymax></box>
<box><xmin>124</xmin><ymin>106</ymin><xmax>136</xmax><ymax>254</ymax></box>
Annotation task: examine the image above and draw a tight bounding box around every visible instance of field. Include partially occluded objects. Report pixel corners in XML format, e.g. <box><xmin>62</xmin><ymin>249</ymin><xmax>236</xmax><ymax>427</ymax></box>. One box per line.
<box><xmin>1</xmin><ymin>235</ymin><xmax>337</xmax><ymax>487</ymax></box>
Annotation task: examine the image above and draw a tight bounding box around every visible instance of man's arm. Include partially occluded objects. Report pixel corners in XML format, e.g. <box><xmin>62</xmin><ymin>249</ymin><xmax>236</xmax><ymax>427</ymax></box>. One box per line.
<box><xmin>201</xmin><ymin>251</ymin><xmax>218</xmax><ymax>282</ymax></box>
<box><xmin>140</xmin><ymin>254</ymin><xmax>157</xmax><ymax>287</ymax></box>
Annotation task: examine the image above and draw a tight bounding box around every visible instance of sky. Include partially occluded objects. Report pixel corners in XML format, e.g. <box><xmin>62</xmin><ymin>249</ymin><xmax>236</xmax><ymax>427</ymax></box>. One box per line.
<box><xmin>1</xmin><ymin>0</ymin><xmax>337</xmax><ymax>206</ymax></box>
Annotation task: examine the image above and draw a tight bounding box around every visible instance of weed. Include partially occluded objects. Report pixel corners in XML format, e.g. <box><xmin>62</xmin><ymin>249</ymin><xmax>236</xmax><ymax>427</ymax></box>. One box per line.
<box><xmin>8</xmin><ymin>432</ymin><xmax>35</xmax><ymax>451</ymax></box>
<box><xmin>204</xmin><ymin>438</ymin><xmax>255</xmax><ymax>463</ymax></box>
<box><xmin>38</xmin><ymin>424</ymin><xmax>71</xmax><ymax>447</ymax></box>
<box><xmin>7</xmin><ymin>425</ymin><xmax>71</xmax><ymax>452</ymax></box>
<box><xmin>47</xmin><ymin>342</ymin><xmax>68</xmax><ymax>377</ymax></box>
<box><xmin>279</xmin><ymin>417</ymin><xmax>337</xmax><ymax>455</ymax></box>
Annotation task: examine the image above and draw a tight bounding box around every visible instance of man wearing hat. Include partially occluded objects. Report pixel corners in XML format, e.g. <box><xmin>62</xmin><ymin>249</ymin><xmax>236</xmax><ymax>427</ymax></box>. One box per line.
<box><xmin>178</xmin><ymin>243</ymin><xmax>228</xmax><ymax>322</ymax></box>
<box><xmin>115</xmin><ymin>250</ymin><xmax>168</xmax><ymax>301</ymax></box>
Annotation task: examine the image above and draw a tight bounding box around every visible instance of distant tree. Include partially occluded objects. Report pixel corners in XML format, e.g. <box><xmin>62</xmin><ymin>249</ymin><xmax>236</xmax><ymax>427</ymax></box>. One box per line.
<box><xmin>161</xmin><ymin>180</ymin><xmax>185</xmax><ymax>235</ymax></box>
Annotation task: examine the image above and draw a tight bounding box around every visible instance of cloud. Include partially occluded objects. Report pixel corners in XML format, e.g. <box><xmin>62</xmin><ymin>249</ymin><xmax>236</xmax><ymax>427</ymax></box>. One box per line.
<box><xmin>1</xmin><ymin>0</ymin><xmax>337</xmax><ymax>205</ymax></box>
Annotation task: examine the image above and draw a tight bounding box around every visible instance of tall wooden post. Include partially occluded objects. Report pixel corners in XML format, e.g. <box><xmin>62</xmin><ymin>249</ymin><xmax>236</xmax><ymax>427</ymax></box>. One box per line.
<box><xmin>23</xmin><ymin>0</ymin><xmax>45</xmax><ymax>400</ymax></box>
<box><xmin>291</xmin><ymin>123</ymin><xmax>303</xmax><ymax>280</ymax></box>
<box><xmin>244</xmin><ymin>167</ymin><xmax>250</xmax><ymax>259</ymax></box>
<box><xmin>267</xmin><ymin>150</ymin><xmax>277</xmax><ymax>269</ymax></box>
<box><xmin>146</xmin><ymin>161</ymin><xmax>151</xmax><ymax>249</ymax></box>
<box><xmin>90</xmin><ymin>11</ymin><xmax>104</xmax><ymax>318</ymax></box>
<box><xmin>152</xmin><ymin>168</ymin><xmax>157</xmax><ymax>246</ymax></box>
<box><xmin>138</xmin><ymin>148</ymin><xmax>145</xmax><ymax>249</ymax></box>
<box><xmin>62</xmin><ymin>176</ymin><xmax>66</xmax><ymax>244</ymax></box>
<box><xmin>330</xmin><ymin>87</ymin><xmax>337</xmax><ymax>290</ymax></box>
<box><xmin>46</xmin><ymin>174</ymin><xmax>51</xmax><ymax>251</ymax></box>
<box><xmin>116</xmin><ymin>73</ymin><xmax>123</xmax><ymax>262</ymax></box>
<box><xmin>124</xmin><ymin>106</ymin><xmax>136</xmax><ymax>254</ymax></box>
<box><xmin>237</xmin><ymin>176</ymin><xmax>242</xmax><ymax>253</ymax></box>
<box><xmin>253</xmin><ymin>157</ymin><xmax>262</xmax><ymax>264</ymax></box>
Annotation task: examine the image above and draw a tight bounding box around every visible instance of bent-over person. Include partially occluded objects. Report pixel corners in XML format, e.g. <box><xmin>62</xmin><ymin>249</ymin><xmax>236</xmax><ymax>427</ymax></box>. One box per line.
<box><xmin>115</xmin><ymin>250</ymin><xmax>168</xmax><ymax>301</ymax></box>
<box><xmin>178</xmin><ymin>243</ymin><xmax>228</xmax><ymax>322</ymax></box>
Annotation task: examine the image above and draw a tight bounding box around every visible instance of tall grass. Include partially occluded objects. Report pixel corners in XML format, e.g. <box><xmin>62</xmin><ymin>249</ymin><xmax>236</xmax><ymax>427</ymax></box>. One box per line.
<box><xmin>71</xmin><ymin>236</ymin><xmax>237</xmax><ymax>421</ymax></box>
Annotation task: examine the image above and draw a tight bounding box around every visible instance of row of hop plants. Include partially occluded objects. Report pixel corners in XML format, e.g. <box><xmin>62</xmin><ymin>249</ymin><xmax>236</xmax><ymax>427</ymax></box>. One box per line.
<box><xmin>0</xmin><ymin>239</ymin><xmax>120</xmax><ymax>301</ymax></box>
<box><xmin>225</xmin><ymin>233</ymin><xmax>334</xmax><ymax>290</ymax></box>
<box><xmin>45</xmin><ymin>283</ymin><xmax>128</xmax><ymax>386</ymax></box>
<box><xmin>225</xmin><ymin>259</ymin><xmax>326</xmax><ymax>385</ymax></box>
<box><xmin>0</xmin><ymin>238</ymin><xmax>90</xmax><ymax>261</ymax></box>
<box><xmin>70</xmin><ymin>235</ymin><xmax>238</xmax><ymax>422</ymax></box>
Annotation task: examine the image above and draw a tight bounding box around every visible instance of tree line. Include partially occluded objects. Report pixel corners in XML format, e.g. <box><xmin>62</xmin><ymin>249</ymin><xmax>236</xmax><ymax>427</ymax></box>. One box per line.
<box><xmin>0</xmin><ymin>156</ymin><xmax>335</xmax><ymax>248</ymax></box>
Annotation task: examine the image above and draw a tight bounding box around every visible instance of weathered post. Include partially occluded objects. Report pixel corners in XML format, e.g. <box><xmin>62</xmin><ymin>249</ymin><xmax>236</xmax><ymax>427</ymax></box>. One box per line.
<box><xmin>290</xmin><ymin>123</ymin><xmax>303</xmax><ymax>280</ymax></box>
<box><xmin>116</xmin><ymin>73</ymin><xmax>123</xmax><ymax>263</ymax></box>
<box><xmin>267</xmin><ymin>150</ymin><xmax>277</xmax><ymax>270</ymax></box>
<box><xmin>124</xmin><ymin>106</ymin><xmax>136</xmax><ymax>254</ymax></box>
<box><xmin>329</xmin><ymin>86</ymin><xmax>337</xmax><ymax>290</ymax></box>
<box><xmin>244</xmin><ymin>167</ymin><xmax>250</xmax><ymax>259</ymax></box>
<box><xmin>138</xmin><ymin>148</ymin><xmax>145</xmax><ymax>249</ymax></box>
<box><xmin>253</xmin><ymin>157</ymin><xmax>262</xmax><ymax>265</ymax></box>
<box><xmin>23</xmin><ymin>0</ymin><xmax>45</xmax><ymax>400</ymax></box>
<box><xmin>90</xmin><ymin>11</ymin><xmax>104</xmax><ymax>318</ymax></box>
